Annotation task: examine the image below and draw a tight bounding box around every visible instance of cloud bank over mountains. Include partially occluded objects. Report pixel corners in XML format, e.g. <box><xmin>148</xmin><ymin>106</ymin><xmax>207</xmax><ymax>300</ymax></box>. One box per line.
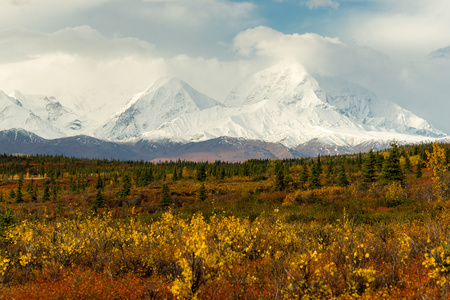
<box><xmin>0</xmin><ymin>0</ymin><xmax>450</xmax><ymax>133</ymax></box>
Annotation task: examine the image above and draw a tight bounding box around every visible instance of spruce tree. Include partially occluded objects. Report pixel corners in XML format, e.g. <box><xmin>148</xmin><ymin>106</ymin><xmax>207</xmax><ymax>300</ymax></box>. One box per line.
<box><xmin>196</xmin><ymin>165</ymin><xmax>207</xmax><ymax>182</ymax></box>
<box><xmin>376</xmin><ymin>154</ymin><xmax>384</xmax><ymax>171</ymax></box>
<box><xmin>26</xmin><ymin>178</ymin><xmax>34</xmax><ymax>195</ymax></box>
<box><xmin>158</xmin><ymin>184</ymin><xmax>172</xmax><ymax>210</ymax></box>
<box><xmin>9</xmin><ymin>189</ymin><xmax>15</xmax><ymax>200</ymax></box>
<box><xmin>42</xmin><ymin>183</ymin><xmax>50</xmax><ymax>202</ymax></box>
<box><xmin>196</xmin><ymin>183</ymin><xmax>207</xmax><ymax>202</ymax></box>
<box><xmin>31</xmin><ymin>184</ymin><xmax>38</xmax><ymax>202</ymax></box>
<box><xmin>300</xmin><ymin>165</ymin><xmax>309</xmax><ymax>188</ymax></box>
<box><xmin>362</xmin><ymin>149</ymin><xmax>377</xmax><ymax>185</ymax></box>
<box><xmin>92</xmin><ymin>189</ymin><xmax>104</xmax><ymax>212</ymax></box>
<box><xmin>316</xmin><ymin>155</ymin><xmax>323</xmax><ymax>174</ymax></box>
<box><xmin>308</xmin><ymin>162</ymin><xmax>321</xmax><ymax>190</ymax></box>
<box><xmin>117</xmin><ymin>174</ymin><xmax>131</xmax><ymax>197</ymax></box>
<box><xmin>15</xmin><ymin>178</ymin><xmax>23</xmax><ymax>203</ymax></box>
<box><xmin>381</xmin><ymin>143</ymin><xmax>404</xmax><ymax>185</ymax></box>
<box><xmin>404</xmin><ymin>153</ymin><xmax>412</xmax><ymax>174</ymax></box>
<box><xmin>274</xmin><ymin>163</ymin><xmax>286</xmax><ymax>191</ymax></box>
<box><xmin>337</xmin><ymin>164</ymin><xmax>350</xmax><ymax>187</ymax></box>
<box><xmin>94</xmin><ymin>176</ymin><xmax>104</xmax><ymax>190</ymax></box>
<box><xmin>415</xmin><ymin>160</ymin><xmax>423</xmax><ymax>179</ymax></box>
<box><xmin>325</xmin><ymin>164</ymin><xmax>334</xmax><ymax>185</ymax></box>
<box><xmin>219</xmin><ymin>168</ymin><xmax>226</xmax><ymax>180</ymax></box>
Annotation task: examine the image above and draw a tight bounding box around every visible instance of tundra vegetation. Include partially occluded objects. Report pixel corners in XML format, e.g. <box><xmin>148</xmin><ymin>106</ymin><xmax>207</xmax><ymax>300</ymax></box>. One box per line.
<box><xmin>1</xmin><ymin>142</ymin><xmax>450</xmax><ymax>299</ymax></box>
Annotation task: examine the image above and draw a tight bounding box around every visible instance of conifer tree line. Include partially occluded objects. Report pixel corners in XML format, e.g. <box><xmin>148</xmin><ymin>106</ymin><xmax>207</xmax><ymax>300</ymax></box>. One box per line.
<box><xmin>0</xmin><ymin>141</ymin><xmax>446</xmax><ymax>205</ymax></box>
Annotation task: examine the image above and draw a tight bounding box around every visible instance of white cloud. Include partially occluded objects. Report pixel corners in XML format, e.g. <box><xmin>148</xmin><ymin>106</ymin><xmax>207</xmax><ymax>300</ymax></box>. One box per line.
<box><xmin>0</xmin><ymin>0</ymin><xmax>110</xmax><ymax>29</ymax></box>
<box><xmin>306</xmin><ymin>0</ymin><xmax>339</xmax><ymax>9</ymax></box>
<box><xmin>0</xmin><ymin>25</ymin><xmax>248</xmax><ymax>120</ymax></box>
<box><xmin>1</xmin><ymin>13</ymin><xmax>450</xmax><ymax>134</ymax></box>
<box><xmin>0</xmin><ymin>26</ymin><xmax>155</xmax><ymax>63</ymax></box>
<box><xmin>233</xmin><ymin>26</ymin><xmax>386</xmax><ymax>80</ymax></box>
<box><xmin>232</xmin><ymin>26</ymin><xmax>450</xmax><ymax>133</ymax></box>
<box><xmin>137</xmin><ymin>0</ymin><xmax>256</xmax><ymax>29</ymax></box>
<box><xmin>340</xmin><ymin>0</ymin><xmax>450</xmax><ymax>58</ymax></box>
<box><xmin>0</xmin><ymin>26</ymin><xmax>165</xmax><ymax>120</ymax></box>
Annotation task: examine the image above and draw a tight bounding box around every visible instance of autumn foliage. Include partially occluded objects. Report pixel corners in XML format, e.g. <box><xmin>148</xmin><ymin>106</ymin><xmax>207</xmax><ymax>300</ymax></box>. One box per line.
<box><xmin>0</xmin><ymin>142</ymin><xmax>450</xmax><ymax>299</ymax></box>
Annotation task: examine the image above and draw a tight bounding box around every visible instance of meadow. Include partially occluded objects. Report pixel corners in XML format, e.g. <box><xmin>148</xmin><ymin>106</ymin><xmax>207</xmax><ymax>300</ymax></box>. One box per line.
<box><xmin>1</xmin><ymin>142</ymin><xmax>450</xmax><ymax>299</ymax></box>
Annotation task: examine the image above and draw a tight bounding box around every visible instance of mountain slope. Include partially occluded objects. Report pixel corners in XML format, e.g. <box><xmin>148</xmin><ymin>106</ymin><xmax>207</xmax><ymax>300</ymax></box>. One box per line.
<box><xmin>0</xmin><ymin>129</ymin><xmax>301</xmax><ymax>162</ymax></box>
<box><xmin>8</xmin><ymin>91</ymin><xmax>84</xmax><ymax>135</ymax></box>
<box><xmin>0</xmin><ymin>61</ymin><xmax>446</xmax><ymax>158</ymax></box>
<box><xmin>138</xmin><ymin>62</ymin><xmax>443</xmax><ymax>148</ymax></box>
<box><xmin>94</xmin><ymin>77</ymin><xmax>224</xmax><ymax>140</ymax></box>
<box><xmin>0</xmin><ymin>91</ymin><xmax>68</xmax><ymax>139</ymax></box>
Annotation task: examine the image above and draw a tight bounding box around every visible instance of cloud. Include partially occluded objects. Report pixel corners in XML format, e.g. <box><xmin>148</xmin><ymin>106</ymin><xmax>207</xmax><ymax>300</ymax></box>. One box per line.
<box><xmin>1</xmin><ymin>19</ymin><xmax>450</xmax><ymax>134</ymax></box>
<box><xmin>137</xmin><ymin>0</ymin><xmax>256</xmax><ymax>29</ymax></box>
<box><xmin>0</xmin><ymin>0</ymin><xmax>258</xmax><ymax>59</ymax></box>
<box><xmin>0</xmin><ymin>26</ymin><xmax>165</xmax><ymax>119</ymax></box>
<box><xmin>232</xmin><ymin>26</ymin><xmax>387</xmax><ymax>80</ymax></box>
<box><xmin>339</xmin><ymin>0</ymin><xmax>450</xmax><ymax>57</ymax></box>
<box><xmin>232</xmin><ymin>26</ymin><xmax>450</xmax><ymax>133</ymax></box>
<box><xmin>0</xmin><ymin>26</ymin><xmax>155</xmax><ymax>63</ymax></box>
<box><xmin>1</xmin><ymin>0</ymin><xmax>110</xmax><ymax>28</ymax></box>
<box><xmin>429</xmin><ymin>46</ymin><xmax>450</xmax><ymax>59</ymax></box>
<box><xmin>305</xmin><ymin>0</ymin><xmax>339</xmax><ymax>9</ymax></box>
<box><xmin>0</xmin><ymin>25</ymin><xmax>248</xmax><ymax>119</ymax></box>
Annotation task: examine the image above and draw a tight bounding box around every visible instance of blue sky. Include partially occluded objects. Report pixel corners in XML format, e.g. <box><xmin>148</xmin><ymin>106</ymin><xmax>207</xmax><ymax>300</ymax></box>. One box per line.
<box><xmin>1</xmin><ymin>0</ymin><xmax>450</xmax><ymax>133</ymax></box>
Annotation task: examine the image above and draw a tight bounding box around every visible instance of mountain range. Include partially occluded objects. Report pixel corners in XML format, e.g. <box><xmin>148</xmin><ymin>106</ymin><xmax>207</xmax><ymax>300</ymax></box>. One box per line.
<box><xmin>0</xmin><ymin>61</ymin><xmax>445</xmax><ymax>161</ymax></box>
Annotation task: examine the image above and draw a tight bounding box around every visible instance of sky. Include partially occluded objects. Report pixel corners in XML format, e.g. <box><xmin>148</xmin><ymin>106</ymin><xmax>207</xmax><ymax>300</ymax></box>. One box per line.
<box><xmin>1</xmin><ymin>0</ymin><xmax>450</xmax><ymax>132</ymax></box>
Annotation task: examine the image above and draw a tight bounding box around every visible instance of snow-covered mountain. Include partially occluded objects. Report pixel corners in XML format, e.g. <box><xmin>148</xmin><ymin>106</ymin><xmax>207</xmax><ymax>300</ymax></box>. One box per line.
<box><xmin>133</xmin><ymin>62</ymin><xmax>444</xmax><ymax>149</ymax></box>
<box><xmin>0</xmin><ymin>90</ymin><xmax>82</xmax><ymax>139</ymax></box>
<box><xmin>94</xmin><ymin>77</ymin><xmax>224</xmax><ymax>140</ymax></box>
<box><xmin>0</xmin><ymin>61</ymin><xmax>446</xmax><ymax>158</ymax></box>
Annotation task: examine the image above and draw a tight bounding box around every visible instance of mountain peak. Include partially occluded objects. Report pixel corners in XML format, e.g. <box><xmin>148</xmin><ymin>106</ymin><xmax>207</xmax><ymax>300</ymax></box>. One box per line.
<box><xmin>225</xmin><ymin>60</ymin><xmax>321</xmax><ymax>107</ymax></box>
<box><xmin>94</xmin><ymin>76</ymin><xmax>223</xmax><ymax>140</ymax></box>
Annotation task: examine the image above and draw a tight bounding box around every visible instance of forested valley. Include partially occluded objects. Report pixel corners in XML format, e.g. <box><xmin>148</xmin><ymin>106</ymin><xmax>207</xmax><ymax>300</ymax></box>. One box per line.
<box><xmin>1</xmin><ymin>142</ymin><xmax>450</xmax><ymax>299</ymax></box>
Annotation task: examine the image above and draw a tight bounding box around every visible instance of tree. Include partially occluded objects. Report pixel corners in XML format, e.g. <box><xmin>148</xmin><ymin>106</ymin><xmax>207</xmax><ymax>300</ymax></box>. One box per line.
<box><xmin>196</xmin><ymin>165</ymin><xmax>207</xmax><ymax>182</ymax></box>
<box><xmin>117</xmin><ymin>174</ymin><xmax>131</xmax><ymax>197</ymax></box>
<box><xmin>376</xmin><ymin>154</ymin><xmax>384</xmax><ymax>171</ymax></box>
<box><xmin>158</xmin><ymin>184</ymin><xmax>172</xmax><ymax>210</ymax></box>
<box><xmin>336</xmin><ymin>164</ymin><xmax>350</xmax><ymax>187</ymax></box>
<box><xmin>316</xmin><ymin>155</ymin><xmax>323</xmax><ymax>174</ymax></box>
<box><xmin>92</xmin><ymin>189</ymin><xmax>104</xmax><ymax>212</ymax></box>
<box><xmin>404</xmin><ymin>153</ymin><xmax>412</xmax><ymax>173</ymax></box>
<box><xmin>426</xmin><ymin>142</ymin><xmax>449</xmax><ymax>202</ymax></box>
<box><xmin>196</xmin><ymin>183</ymin><xmax>207</xmax><ymax>202</ymax></box>
<box><xmin>42</xmin><ymin>182</ymin><xmax>50</xmax><ymax>202</ymax></box>
<box><xmin>362</xmin><ymin>149</ymin><xmax>377</xmax><ymax>185</ymax></box>
<box><xmin>15</xmin><ymin>177</ymin><xmax>23</xmax><ymax>203</ymax></box>
<box><xmin>26</xmin><ymin>178</ymin><xmax>34</xmax><ymax>195</ymax></box>
<box><xmin>0</xmin><ymin>207</ymin><xmax>14</xmax><ymax>238</ymax></box>
<box><xmin>415</xmin><ymin>160</ymin><xmax>423</xmax><ymax>179</ymax></box>
<box><xmin>300</xmin><ymin>165</ymin><xmax>309</xmax><ymax>188</ymax></box>
<box><xmin>308</xmin><ymin>162</ymin><xmax>321</xmax><ymax>190</ymax></box>
<box><xmin>9</xmin><ymin>189</ymin><xmax>15</xmax><ymax>200</ymax></box>
<box><xmin>325</xmin><ymin>164</ymin><xmax>334</xmax><ymax>185</ymax></box>
<box><xmin>381</xmin><ymin>143</ymin><xmax>404</xmax><ymax>185</ymax></box>
<box><xmin>31</xmin><ymin>184</ymin><xmax>38</xmax><ymax>202</ymax></box>
<box><xmin>218</xmin><ymin>168</ymin><xmax>226</xmax><ymax>180</ymax></box>
<box><xmin>94</xmin><ymin>176</ymin><xmax>104</xmax><ymax>190</ymax></box>
<box><xmin>274</xmin><ymin>163</ymin><xmax>286</xmax><ymax>191</ymax></box>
